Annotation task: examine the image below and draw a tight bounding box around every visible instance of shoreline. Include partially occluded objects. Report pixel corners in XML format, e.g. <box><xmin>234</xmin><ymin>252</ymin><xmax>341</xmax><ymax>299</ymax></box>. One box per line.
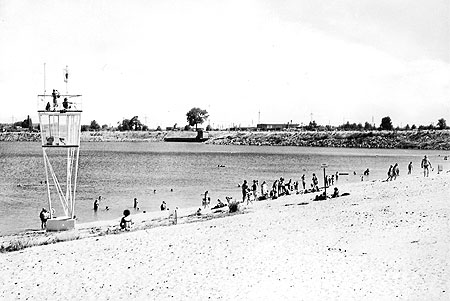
<box><xmin>1</xmin><ymin>129</ymin><xmax>450</xmax><ymax>150</ymax></box>
<box><xmin>1</xmin><ymin>173</ymin><xmax>449</xmax><ymax>299</ymax></box>
<box><xmin>0</xmin><ymin>177</ymin><xmax>373</xmax><ymax>250</ymax></box>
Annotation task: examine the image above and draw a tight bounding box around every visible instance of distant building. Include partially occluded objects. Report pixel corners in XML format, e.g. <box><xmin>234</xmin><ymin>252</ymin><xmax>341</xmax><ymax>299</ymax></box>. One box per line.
<box><xmin>257</xmin><ymin>123</ymin><xmax>299</xmax><ymax>131</ymax></box>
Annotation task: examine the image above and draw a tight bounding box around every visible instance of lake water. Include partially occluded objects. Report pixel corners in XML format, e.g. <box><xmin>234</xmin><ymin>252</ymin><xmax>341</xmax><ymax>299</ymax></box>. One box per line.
<box><xmin>1</xmin><ymin>141</ymin><xmax>449</xmax><ymax>236</ymax></box>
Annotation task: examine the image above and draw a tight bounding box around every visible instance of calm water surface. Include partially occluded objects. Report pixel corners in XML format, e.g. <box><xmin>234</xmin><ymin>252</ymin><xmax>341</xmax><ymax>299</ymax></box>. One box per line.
<box><xmin>1</xmin><ymin>141</ymin><xmax>449</xmax><ymax>235</ymax></box>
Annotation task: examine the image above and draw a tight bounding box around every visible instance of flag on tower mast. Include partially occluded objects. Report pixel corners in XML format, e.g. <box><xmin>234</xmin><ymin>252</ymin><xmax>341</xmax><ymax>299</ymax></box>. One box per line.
<box><xmin>64</xmin><ymin>65</ymin><xmax>69</xmax><ymax>94</ymax></box>
<box><xmin>64</xmin><ymin>65</ymin><xmax>69</xmax><ymax>83</ymax></box>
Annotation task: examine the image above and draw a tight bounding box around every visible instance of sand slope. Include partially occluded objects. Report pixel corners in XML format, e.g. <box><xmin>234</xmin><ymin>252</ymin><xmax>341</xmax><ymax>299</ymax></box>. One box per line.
<box><xmin>1</xmin><ymin>174</ymin><xmax>449</xmax><ymax>300</ymax></box>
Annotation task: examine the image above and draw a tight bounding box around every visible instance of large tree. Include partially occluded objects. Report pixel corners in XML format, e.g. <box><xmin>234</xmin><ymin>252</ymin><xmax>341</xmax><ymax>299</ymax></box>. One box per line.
<box><xmin>186</xmin><ymin>107</ymin><xmax>209</xmax><ymax>130</ymax></box>
<box><xmin>90</xmin><ymin>120</ymin><xmax>100</xmax><ymax>131</ymax></box>
<box><xmin>380</xmin><ymin>116</ymin><xmax>393</xmax><ymax>131</ymax></box>
<box><xmin>437</xmin><ymin>118</ymin><xmax>447</xmax><ymax>130</ymax></box>
<box><xmin>118</xmin><ymin>116</ymin><xmax>146</xmax><ymax>131</ymax></box>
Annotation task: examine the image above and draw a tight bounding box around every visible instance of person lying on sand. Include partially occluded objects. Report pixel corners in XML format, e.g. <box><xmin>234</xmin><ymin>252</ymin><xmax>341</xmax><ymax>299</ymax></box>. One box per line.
<box><xmin>211</xmin><ymin>199</ymin><xmax>227</xmax><ymax>210</ymax></box>
<box><xmin>313</xmin><ymin>192</ymin><xmax>327</xmax><ymax>201</ymax></box>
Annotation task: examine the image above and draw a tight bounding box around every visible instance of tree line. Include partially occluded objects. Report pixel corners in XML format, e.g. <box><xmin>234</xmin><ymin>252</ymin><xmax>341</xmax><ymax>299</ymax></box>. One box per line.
<box><xmin>303</xmin><ymin>116</ymin><xmax>448</xmax><ymax>132</ymax></box>
<box><xmin>1</xmin><ymin>112</ymin><xmax>448</xmax><ymax>133</ymax></box>
<box><xmin>81</xmin><ymin>108</ymin><xmax>210</xmax><ymax>132</ymax></box>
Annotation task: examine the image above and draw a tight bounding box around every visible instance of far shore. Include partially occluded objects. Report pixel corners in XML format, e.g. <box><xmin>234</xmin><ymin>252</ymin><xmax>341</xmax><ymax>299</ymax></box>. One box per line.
<box><xmin>1</xmin><ymin>129</ymin><xmax>450</xmax><ymax>150</ymax></box>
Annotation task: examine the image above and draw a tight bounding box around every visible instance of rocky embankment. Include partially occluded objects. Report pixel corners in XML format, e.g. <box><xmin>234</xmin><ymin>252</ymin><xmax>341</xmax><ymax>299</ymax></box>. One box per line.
<box><xmin>206</xmin><ymin>130</ymin><xmax>450</xmax><ymax>150</ymax></box>
<box><xmin>1</xmin><ymin>130</ymin><xmax>449</xmax><ymax>150</ymax></box>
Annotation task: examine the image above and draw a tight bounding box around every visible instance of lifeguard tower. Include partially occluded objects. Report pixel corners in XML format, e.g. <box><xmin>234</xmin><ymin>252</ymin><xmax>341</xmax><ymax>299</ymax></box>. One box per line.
<box><xmin>37</xmin><ymin>74</ymin><xmax>82</xmax><ymax>231</ymax></box>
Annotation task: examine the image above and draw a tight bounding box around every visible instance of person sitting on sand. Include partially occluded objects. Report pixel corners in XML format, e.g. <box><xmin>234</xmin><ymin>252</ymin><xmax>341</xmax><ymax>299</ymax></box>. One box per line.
<box><xmin>39</xmin><ymin>208</ymin><xmax>49</xmax><ymax>229</ymax></box>
<box><xmin>160</xmin><ymin>201</ymin><xmax>167</xmax><ymax>211</ymax></box>
<box><xmin>331</xmin><ymin>187</ymin><xmax>340</xmax><ymax>198</ymax></box>
<box><xmin>120</xmin><ymin>209</ymin><xmax>132</xmax><ymax>230</ymax></box>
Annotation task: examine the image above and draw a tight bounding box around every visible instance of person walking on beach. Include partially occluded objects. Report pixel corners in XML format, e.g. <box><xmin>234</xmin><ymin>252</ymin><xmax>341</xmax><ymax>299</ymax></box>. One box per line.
<box><xmin>387</xmin><ymin>165</ymin><xmax>393</xmax><ymax>181</ymax></box>
<box><xmin>421</xmin><ymin>155</ymin><xmax>432</xmax><ymax>177</ymax></box>
<box><xmin>392</xmin><ymin>163</ymin><xmax>399</xmax><ymax>180</ymax></box>
<box><xmin>133</xmin><ymin>198</ymin><xmax>138</xmax><ymax>210</ymax></box>
<box><xmin>312</xmin><ymin>174</ymin><xmax>319</xmax><ymax>191</ymax></box>
<box><xmin>39</xmin><ymin>208</ymin><xmax>49</xmax><ymax>229</ymax></box>
<box><xmin>301</xmin><ymin>174</ymin><xmax>306</xmax><ymax>190</ymax></box>
<box><xmin>408</xmin><ymin>162</ymin><xmax>413</xmax><ymax>174</ymax></box>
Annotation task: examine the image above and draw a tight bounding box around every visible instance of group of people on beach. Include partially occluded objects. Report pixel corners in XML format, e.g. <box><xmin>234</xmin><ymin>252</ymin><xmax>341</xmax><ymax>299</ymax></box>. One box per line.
<box><xmin>237</xmin><ymin>172</ymin><xmax>341</xmax><ymax>205</ymax></box>
<box><xmin>386</xmin><ymin>155</ymin><xmax>433</xmax><ymax>181</ymax></box>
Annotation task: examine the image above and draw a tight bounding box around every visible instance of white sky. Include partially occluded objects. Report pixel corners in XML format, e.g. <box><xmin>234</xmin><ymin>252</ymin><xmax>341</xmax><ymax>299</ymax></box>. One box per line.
<box><xmin>0</xmin><ymin>0</ymin><xmax>449</xmax><ymax>128</ymax></box>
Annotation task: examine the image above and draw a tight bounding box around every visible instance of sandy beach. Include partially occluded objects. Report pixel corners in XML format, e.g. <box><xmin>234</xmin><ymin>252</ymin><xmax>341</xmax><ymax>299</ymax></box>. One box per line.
<box><xmin>1</xmin><ymin>173</ymin><xmax>449</xmax><ymax>300</ymax></box>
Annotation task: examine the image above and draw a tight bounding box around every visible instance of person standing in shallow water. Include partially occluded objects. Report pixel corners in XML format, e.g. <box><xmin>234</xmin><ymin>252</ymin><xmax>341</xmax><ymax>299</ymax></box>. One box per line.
<box><xmin>408</xmin><ymin>162</ymin><xmax>413</xmax><ymax>175</ymax></box>
<box><xmin>241</xmin><ymin>180</ymin><xmax>249</xmax><ymax>202</ymax></box>
<box><xmin>133</xmin><ymin>198</ymin><xmax>138</xmax><ymax>210</ymax></box>
<box><xmin>93</xmin><ymin>198</ymin><xmax>99</xmax><ymax>212</ymax></box>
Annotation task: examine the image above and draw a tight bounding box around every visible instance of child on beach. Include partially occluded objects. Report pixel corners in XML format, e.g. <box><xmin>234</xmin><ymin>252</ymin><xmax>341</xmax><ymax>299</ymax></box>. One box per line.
<box><xmin>160</xmin><ymin>201</ymin><xmax>167</xmax><ymax>211</ymax></box>
<box><xmin>120</xmin><ymin>209</ymin><xmax>132</xmax><ymax>230</ymax></box>
<box><xmin>331</xmin><ymin>187</ymin><xmax>340</xmax><ymax>198</ymax></box>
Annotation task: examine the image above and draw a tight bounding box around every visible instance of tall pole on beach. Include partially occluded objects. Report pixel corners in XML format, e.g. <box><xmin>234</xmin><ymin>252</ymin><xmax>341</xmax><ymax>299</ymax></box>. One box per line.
<box><xmin>321</xmin><ymin>163</ymin><xmax>328</xmax><ymax>196</ymax></box>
